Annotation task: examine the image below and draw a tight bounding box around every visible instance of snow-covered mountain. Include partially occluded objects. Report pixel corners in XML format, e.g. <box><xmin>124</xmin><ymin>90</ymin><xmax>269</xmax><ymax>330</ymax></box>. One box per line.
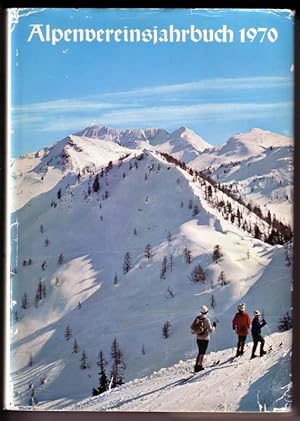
<box><xmin>189</xmin><ymin>128</ymin><xmax>293</xmax><ymax>226</ymax></box>
<box><xmin>9</xmin><ymin>126</ymin><xmax>293</xmax><ymax>411</ymax></box>
<box><xmin>75</xmin><ymin>125</ymin><xmax>212</xmax><ymax>161</ymax></box>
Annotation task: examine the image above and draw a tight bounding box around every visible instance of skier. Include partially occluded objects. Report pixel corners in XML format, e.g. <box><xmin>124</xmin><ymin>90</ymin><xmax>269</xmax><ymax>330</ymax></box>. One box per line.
<box><xmin>232</xmin><ymin>303</ymin><xmax>251</xmax><ymax>357</ymax></box>
<box><xmin>250</xmin><ymin>310</ymin><xmax>267</xmax><ymax>359</ymax></box>
<box><xmin>190</xmin><ymin>305</ymin><xmax>216</xmax><ymax>372</ymax></box>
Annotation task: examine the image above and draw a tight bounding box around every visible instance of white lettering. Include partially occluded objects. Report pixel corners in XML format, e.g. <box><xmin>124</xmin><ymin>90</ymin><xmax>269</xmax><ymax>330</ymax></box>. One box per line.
<box><xmin>27</xmin><ymin>24</ymin><xmax>45</xmax><ymax>42</ymax></box>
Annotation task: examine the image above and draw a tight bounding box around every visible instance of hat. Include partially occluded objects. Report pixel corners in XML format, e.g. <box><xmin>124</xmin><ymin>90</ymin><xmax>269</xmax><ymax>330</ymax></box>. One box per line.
<box><xmin>238</xmin><ymin>303</ymin><xmax>246</xmax><ymax>311</ymax></box>
<box><xmin>200</xmin><ymin>305</ymin><xmax>208</xmax><ymax>314</ymax></box>
<box><xmin>254</xmin><ymin>310</ymin><xmax>261</xmax><ymax>316</ymax></box>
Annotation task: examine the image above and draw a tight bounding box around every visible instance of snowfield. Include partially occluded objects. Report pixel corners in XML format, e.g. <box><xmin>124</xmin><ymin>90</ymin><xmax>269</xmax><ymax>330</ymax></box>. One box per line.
<box><xmin>8</xmin><ymin>125</ymin><xmax>293</xmax><ymax>412</ymax></box>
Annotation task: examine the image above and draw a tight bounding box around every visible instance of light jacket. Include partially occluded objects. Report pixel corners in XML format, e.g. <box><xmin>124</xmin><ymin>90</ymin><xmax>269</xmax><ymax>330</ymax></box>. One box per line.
<box><xmin>232</xmin><ymin>311</ymin><xmax>251</xmax><ymax>336</ymax></box>
<box><xmin>194</xmin><ymin>314</ymin><xmax>214</xmax><ymax>340</ymax></box>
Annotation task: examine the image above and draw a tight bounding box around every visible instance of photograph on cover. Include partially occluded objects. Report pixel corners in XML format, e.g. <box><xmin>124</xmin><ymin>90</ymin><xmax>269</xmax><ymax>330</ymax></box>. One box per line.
<box><xmin>7</xmin><ymin>8</ymin><xmax>294</xmax><ymax>412</ymax></box>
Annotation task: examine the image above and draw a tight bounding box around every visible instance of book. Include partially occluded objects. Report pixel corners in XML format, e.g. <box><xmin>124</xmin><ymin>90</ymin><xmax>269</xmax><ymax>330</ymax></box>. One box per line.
<box><xmin>6</xmin><ymin>8</ymin><xmax>294</xmax><ymax>411</ymax></box>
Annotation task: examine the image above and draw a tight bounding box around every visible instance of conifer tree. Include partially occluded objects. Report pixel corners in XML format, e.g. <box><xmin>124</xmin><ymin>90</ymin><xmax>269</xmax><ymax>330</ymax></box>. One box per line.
<box><xmin>162</xmin><ymin>321</ymin><xmax>171</xmax><ymax>338</ymax></box>
<box><xmin>96</xmin><ymin>350</ymin><xmax>108</xmax><ymax>394</ymax></box>
<box><xmin>80</xmin><ymin>350</ymin><xmax>89</xmax><ymax>369</ymax></box>
<box><xmin>144</xmin><ymin>244</ymin><xmax>152</xmax><ymax>259</ymax></box>
<box><xmin>113</xmin><ymin>273</ymin><xmax>118</xmax><ymax>286</ymax></box>
<box><xmin>110</xmin><ymin>338</ymin><xmax>125</xmax><ymax>388</ymax></box>
<box><xmin>123</xmin><ymin>252</ymin><xmax>132</xmax><ymax>274</ymax></box>
<box><xmin>58</xmin><ymin>253</ymin><xmax>64</xmax><ymax>265</ymax></box>
<box><xmin>217</xmin><ymin>271</ymin><xmax>228</xmax><ymax>286</ymax></box>
<box><xmin>212</xmin><ymin>245</ymin><xmax>223</xmax><ymax>263</ymax></box>
<box><xmin>190</xmin><ymin>264</ymin><xmax>206</xmax><ymax>283</ymax></box>
<box><xmin>160</xmin><ymin>256</ymin><xmax>168</xmax><ymax>279</ymax></box>
<box><xmin>72</xmin><ymin>338</ymin><xmax>79</xmax><ymax>354</ymax></box>
<box><xmin>169</xmin><ymin>254</ymin><xmax>174</xmax><ymax>272</ymax></box>
<box><xmin>183</xmin><ymin>247</ymin><xmax>192</xmax><ymax>264</ymax></box>
<box><xmin>64</xmin><ymin>325</ymin><xmax>72</xmax><ymax>340</ymax></box>
<box><xmin>93</xmin><ymin>174</ymin><xmax>100</xmax><ymax>193</ymax></box>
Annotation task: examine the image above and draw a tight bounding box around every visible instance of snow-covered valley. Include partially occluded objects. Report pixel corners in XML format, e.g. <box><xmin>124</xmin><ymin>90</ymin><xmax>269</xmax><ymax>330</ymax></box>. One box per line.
<box><xmin>8</xmin><ymin>125</ymin><xmax>293</xmax><ymax>411</ymax></box>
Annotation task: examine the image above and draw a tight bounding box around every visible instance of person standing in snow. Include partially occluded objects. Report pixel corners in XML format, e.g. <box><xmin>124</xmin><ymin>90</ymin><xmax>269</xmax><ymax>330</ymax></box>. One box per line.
<box><xmin>190</xmin><ymin>305</ymin><xmax>216</xmax><ymax>372</ymax></box>
<box><xmin>232</xmin><ymin>303</ymin><xmax>251</xmax><ymax>357</ymax></box>
<box><xmin>250</xmin><ymin>310</ymin><xmax>267</xmax><ymax>359</ymax></box>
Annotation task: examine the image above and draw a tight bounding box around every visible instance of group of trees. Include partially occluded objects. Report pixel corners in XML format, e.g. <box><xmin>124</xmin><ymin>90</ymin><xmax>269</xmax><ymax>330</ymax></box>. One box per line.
<box><xmin>92</xmin><ymin>338</ymin><xmax>126</xmax><ymax>396</ymax></box>
<box><xmin>159</xmin><ymin>152</ymin><xmax>293</xmax><ymax>246</ymax></box>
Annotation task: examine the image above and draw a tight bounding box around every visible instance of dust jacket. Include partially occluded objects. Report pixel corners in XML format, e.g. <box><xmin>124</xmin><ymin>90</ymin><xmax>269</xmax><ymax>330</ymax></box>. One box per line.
<box><xmin>6</xmin><ymin>8</ymin><xmax>294</xmax><ymax>412</ymax></box>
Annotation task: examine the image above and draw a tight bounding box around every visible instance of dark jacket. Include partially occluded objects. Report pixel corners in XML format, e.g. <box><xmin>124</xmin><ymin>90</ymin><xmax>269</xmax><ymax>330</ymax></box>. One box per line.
<box><xmin>251</xmin><ymin>317</ymin><xmax>266</xmax><ymax>336</ymax></box>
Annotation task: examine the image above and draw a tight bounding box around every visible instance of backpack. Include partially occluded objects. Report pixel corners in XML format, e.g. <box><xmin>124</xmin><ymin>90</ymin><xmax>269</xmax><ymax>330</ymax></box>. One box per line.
<box><xmin>191</xmin><ymin>316</ymin><xmax>206</xmax><ymax>335</ymax></box>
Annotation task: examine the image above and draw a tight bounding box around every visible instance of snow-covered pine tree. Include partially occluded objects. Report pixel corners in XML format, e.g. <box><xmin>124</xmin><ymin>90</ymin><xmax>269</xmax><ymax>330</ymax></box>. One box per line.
<box><xmin>217</xmin><ymin>271</ymin><xmax>228</xmax><ymax>286</ymax></box>
<box><xmin>183</xmin><ymin>247</ymin><xmax>192</xmax><ymax>264</ymax></box>
<box><xmin>144</xmin><ymin>244</ymin><xmax>152</xmax><ymax>259</ymax></box>
<box><xmin>113</xmin><ymin>273</ymin><xmax>118</xmax><ymax>286</ymax></box>
<box><xmin>190</xmin><ymin>264</ymin><xmax>206</xmax><ymax>283</ymax></box>
<box><xmin>64</xmin><ymin>325</ymin><xmax>72</xmax><ymax>340</ymax></box>
<box><xmin>45</xmin><ymin>237</ymin><xmax>49</xmax><ymax>247</ymax></box>
<box><xmin>110</xmin><ymin>338</ymin><xmax>125</xmax><ymax>388</ymax></box>
<box><xmin>92</xmin><ymin>174</ymin><xmax>100</xmax><ymax>193</ymax></box>
<box><xmin>210</xmin><ymin>294</ymin><xmax>216</xmax><ymax>309</ymax></box>
<box><xmin>162</xmin><ymin>321</ymin><xmax>171</xmax><ymax>338</ymax></box>
<box><xmin>169</xmin><ymin>254</ymin><xmax>174</xmax><ymax>272</ymax></box>
<box><xmin>34</xmin><ymin>292</ymin><xmax>39</xmax><ymax>308</ymax></box>
<box><xmin>212</xmin><ymin>245</ymin><xmax>223</xmax><ymax>263</ymax></box>
<box><xmin>123</xmin><ymin>252</ymin><xmax>132</xmax><ymax>274</ymax></box>
<box><xmin>80</xmin><ymin>350</ymin><xmax>89</xmax><ymax>369</ymax></box>
<box><xmin>96</xmin><ymin>350</ymin><xmax>108</xmax><ymax>394</ymax></box>
<box><xmin>40</xmin><ymin>224</ymin><xmax>44</xmax><ymax>234</ymax></box>
<box><xmin>58</xmin><ymin>253</ymin><xmax>64</xmax><ymax>265</ymax></box>
<box><xmin>72</xmin><ymin>338</ymin><xmax>79</xmax><ymax>353</ymax></box>
<box><xmin>160</xmin><ymin>256</ymin><xmax>168</xmax><ymax>279</ymax></box>
<box><xmin>278</xmin><ymin>311</ymin><xmax>293</xmax><ymax>332</ymax></box>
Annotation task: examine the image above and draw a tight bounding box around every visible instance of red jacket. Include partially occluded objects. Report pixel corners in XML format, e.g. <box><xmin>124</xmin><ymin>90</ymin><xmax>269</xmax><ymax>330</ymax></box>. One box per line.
<box><xmin>232</xmin><ymin>311</ymin><xmax>251</xmax><ymax>336</ymax></box>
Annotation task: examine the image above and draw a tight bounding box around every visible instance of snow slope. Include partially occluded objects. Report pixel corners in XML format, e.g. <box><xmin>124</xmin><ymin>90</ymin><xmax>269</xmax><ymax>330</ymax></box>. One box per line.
<box><xmin>9</xmin><ymin>128</ymin><xmax>293</xmax><ymax>411</ymax></box>
<box><xmin>75</xmin><ymin>125</ymin><xmax>212</xmax><ymax>160</ymax></box>
<box><xmin>190</xmin><ymin>129</ymin><xmax>293</xmax><ymax>226</ymax></box>
<box><xmin>64</xmin><ymin>330</ymin><xmax>292</xmax><ymax>412</ymax></box>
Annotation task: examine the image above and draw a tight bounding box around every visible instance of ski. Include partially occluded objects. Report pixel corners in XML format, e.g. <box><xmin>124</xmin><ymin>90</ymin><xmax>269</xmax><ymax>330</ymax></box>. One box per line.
<box><xmin>178</xmin><ymin>361</ymin><xmax>218</xmax><ymax>384</ymax></box>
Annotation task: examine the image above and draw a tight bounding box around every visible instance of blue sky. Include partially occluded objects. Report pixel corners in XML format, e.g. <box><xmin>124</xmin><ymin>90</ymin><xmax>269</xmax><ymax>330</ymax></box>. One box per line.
<box><xmin>10</xmin><ymin>8</ymin><xmax>294</xmax><ymax>156</ymax></box>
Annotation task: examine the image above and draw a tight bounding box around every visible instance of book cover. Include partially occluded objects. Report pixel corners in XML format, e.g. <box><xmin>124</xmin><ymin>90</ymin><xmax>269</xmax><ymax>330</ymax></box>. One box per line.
<box><xmin>6</xmin><ymin>8</ymin><xmax>294</xmax><ymax>412</ymax></box>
